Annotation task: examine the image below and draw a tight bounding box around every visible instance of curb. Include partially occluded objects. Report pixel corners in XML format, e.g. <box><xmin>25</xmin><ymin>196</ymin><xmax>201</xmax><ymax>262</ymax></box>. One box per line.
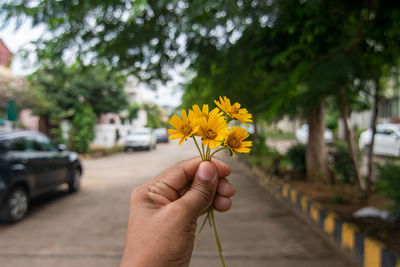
<box><xmin>245</xmin><ymin>162</ymin><xmax>400</xmax><ymax>267</ymax></box>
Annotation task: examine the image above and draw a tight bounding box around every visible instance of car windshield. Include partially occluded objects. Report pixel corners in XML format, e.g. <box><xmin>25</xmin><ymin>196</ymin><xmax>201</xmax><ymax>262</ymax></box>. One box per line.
<box><xmin>154</xmin><ymin>129</ymin><xmax>167</xmax><ymax>135</ymax></box>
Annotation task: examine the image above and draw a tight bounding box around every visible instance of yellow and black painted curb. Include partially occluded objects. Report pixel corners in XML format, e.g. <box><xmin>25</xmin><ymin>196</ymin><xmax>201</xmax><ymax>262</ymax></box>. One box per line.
<box><xmin>246</xmin><ymin>163</ymin><xmax>400</xmax><ymax>267</ymax></box>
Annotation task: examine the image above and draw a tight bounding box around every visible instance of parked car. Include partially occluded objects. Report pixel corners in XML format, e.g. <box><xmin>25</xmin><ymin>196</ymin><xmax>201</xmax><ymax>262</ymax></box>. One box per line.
<box><xmin>154</xmin><ymin>128</ymin><xmax>169</xmax><ymax>143</ymax></box>
<box><xmin>295</xmin><ymin>124</ymin><xmax>334</xmax><ymax>144</ymax></box>
<box><xmin>0</xmin><ymin>131</ymin><xmax>82</xmax><ymax>222</ymax></box>
<box><xmin>359</xmin><ymin>123</ymin><xmax>400</xmax><ymax>157</ymax></box>
<box><xmin>125</xmin><ymin>128</ymin><xmax>157</xmax><ymax>151</ymax></box>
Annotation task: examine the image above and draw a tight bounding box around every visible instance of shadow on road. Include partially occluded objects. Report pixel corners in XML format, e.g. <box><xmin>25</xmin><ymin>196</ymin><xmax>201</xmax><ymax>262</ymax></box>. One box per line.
<box><xmin>0</xmin><ymin>186</ymin><xmax>73</xmax><ymax>226</ymax></box>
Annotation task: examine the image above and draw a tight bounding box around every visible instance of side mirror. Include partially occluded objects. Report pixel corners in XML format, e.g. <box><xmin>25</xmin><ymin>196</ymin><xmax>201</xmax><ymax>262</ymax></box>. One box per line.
<box><xmin>57</xmin><ymin>144</ymin><xmax>67</xmax><ymax>151</ymax></box>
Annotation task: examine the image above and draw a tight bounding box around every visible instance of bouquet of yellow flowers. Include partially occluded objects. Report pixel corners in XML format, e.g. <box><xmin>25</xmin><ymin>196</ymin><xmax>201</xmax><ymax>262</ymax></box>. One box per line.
<box><xmin>168</xmin><ymin>96</ymin><xmax>253</xmax><ymax>267</ymax></box>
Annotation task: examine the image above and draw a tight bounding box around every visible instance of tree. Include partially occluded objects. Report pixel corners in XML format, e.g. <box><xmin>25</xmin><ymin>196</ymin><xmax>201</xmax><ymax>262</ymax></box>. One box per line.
<box><xmin>69</xmin><ymin>103</ymin><xmax>96</xmax><ymax>153</ymax></box>
<box><xmin>26</xmin><ymin>62</ymin><xmax>128</xmax><ymax>135</ymax></box>
<box><xmin>3</xmin><ymin>0</ymin><xmax>400</xmax><ymax>188</ymax></box>
<box><xmin>142</xmin><ymin>102</ymin><xmax>162</xmax><ymax>129</ymax></box>
<box><xmin>128</xmin><ymin>102</ymin><xmax>140</xmax><ymax>123</ymax></box>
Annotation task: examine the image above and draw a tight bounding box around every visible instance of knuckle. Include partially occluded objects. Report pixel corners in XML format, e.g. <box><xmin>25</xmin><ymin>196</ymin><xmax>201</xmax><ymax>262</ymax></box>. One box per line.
<box><xmin>191</xmin><ymin>182</ymin><xmax>213</xmax><ymax>204</ymax></box>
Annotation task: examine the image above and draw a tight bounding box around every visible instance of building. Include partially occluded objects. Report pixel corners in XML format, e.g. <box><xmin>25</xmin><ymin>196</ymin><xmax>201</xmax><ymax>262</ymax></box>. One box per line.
<box><xmin>91</xmin><ymin>76</ymin><xmax>148</xmax><ymax>148</ymax></box>
<box><xmin>0</xmin><ymin>39</ymin><xmax>12</xmax><ymax>67</ymax></box>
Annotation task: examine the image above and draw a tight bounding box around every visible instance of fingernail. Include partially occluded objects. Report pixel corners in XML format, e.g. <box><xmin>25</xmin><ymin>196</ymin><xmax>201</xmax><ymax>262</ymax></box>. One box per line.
<box><xmin>198</xmin><ymin>162</ymin><xmax>215</xmax><ymax>182</ymax></box>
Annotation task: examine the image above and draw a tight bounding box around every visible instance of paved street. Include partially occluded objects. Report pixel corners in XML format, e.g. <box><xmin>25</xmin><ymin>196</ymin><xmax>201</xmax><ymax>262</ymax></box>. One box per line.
<box><xmin>0</xmin><ymin>140</ymin><xmax>351</xmax><ymax>267</ymax></box>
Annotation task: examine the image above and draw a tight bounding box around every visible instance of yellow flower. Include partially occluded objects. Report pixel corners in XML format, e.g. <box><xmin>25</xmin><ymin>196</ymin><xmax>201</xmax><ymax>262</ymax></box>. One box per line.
<box><xmin>197</xmin><ymin>113</ymin><xmax>228</xmax><ymax>149</ymax></box>
<box><xmin>168</xmin><ymin>109</ymin><xmax>199</xmax><ymax>145</ymax></box>
<box><xmin>192</xmin><ymin>104</ymin><xmax>223</xmax><ymax>121</ymax></box>
<box><xmin>224</xmin><ymin>126</ymin><xmax>252</xmax><ymax>154</ymax></box>
<box><xmin>214</xmin><ymin>96</ymin><xmax>252</xmax><ymax>126</ymax></box>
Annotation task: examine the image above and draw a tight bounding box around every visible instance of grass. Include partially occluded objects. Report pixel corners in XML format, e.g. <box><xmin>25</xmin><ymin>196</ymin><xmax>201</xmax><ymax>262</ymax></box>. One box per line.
<box><xmin>265</xmin><ymin>131</ymin><xmax>296</xmax><ymax>139</ymax></box>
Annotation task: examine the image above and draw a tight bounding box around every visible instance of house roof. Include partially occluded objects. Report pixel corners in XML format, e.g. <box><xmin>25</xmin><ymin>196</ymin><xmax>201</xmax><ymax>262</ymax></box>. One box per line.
<box><xmin>0</xmin><ymin>39</ymin><xmax>12</xmax><ymax>56</ymax></box>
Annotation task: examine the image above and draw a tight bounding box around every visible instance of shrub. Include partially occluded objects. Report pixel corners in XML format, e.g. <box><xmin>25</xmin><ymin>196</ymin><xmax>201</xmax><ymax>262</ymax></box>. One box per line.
<box><xmin>69</xmin><ymin>103</ymin><xmax>96</xmax><ymax>153</ymax></box>
<box><xmin>286</xmin><ymin>144</ymin><xmax>306</xmax><ymax>175</ymax></box>
<box><xmin>328</xmin><ymin>141</ymin><xmax>355</xmax><ymax>184</ymax></box>
<box><xmin>376</xmin><ymin>162</ymin><xmax>400</xmax><ymax>217</ymax></box>
<box><xmin>247</xmin><ymin>135</ymin><xmax>283</xmax><ymax>175</ymax></box>
<box><xmin>250</xmin><ymin>134</ymin><xmax>268</xmax><ymax>156</ymax></box>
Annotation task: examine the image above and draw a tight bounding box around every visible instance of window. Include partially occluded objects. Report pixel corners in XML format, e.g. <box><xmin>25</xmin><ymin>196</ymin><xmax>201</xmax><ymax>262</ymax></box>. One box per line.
<box><xmin>34</xmin><ymin>135</ymin><xmax>58</xmax><ymax>152</ymax></box>
<box><xmin>376</xmin><ymin>129</ymin><xmax>395</xmax><ymax>136</ymax></box>
<box><xmin>12</xmin><ymin>138</ymin><xmax>35</xmax><ymax>152</ymax></box>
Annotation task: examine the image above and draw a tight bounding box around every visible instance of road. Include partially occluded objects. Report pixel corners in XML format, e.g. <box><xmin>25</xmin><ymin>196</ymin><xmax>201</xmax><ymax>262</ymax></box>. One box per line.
<box><xmin>0</xmin><ymin>140</ymin><xmax>351</xmax><ymax>267</ymax></box>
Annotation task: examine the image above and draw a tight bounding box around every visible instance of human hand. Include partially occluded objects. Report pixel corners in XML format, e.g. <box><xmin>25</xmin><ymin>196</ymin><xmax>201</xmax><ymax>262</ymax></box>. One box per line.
<box><xmin>120</xmin><ymin>157</ymin><xmax>234</xmax><ymax>267</ymax></box>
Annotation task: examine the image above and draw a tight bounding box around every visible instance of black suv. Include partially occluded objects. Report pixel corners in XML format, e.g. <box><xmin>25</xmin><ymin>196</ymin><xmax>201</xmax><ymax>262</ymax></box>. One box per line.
<box><xmin>0</xmin><ymin>131</ymin><xmax>82</xmax><ymax>222</ymax></box>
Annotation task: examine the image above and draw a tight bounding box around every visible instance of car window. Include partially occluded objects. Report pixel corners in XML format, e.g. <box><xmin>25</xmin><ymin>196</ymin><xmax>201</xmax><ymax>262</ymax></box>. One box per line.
<box><xmin>12</xmin><ymin>138</ymin><xmax>36</xmax><ymax>152</ymax></box>
<box><xmin>0</xmin><ymin>140</ymin><xmax>11</xmax><ymax>152</ymax></box>
<box><xmin>376</xmin><ymin>129</ymin><xmax>395</xmax><ymax>136</ymax></box>
<box><xmin>34</xmin><ymin>135</ymin><xmax>58</xmax><ymax>152</ymax></box>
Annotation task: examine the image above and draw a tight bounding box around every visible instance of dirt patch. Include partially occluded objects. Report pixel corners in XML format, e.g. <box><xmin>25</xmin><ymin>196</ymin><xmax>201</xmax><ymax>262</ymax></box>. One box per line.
<box><xmin>284</xmin><ymin>179</ymin><xmax>400</xmax><ymax>253</ymax></box>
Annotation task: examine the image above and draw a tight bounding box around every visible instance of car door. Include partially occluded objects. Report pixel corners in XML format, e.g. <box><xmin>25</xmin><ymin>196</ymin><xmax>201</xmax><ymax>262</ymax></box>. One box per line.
<box><xmin>374</xmin><ymin>129</ymin><xmax>397</xmax><ymax>156</ymax></box>
<box><xmin>10</xmin><ymin>137</ymin><xmax>50</xmax><ymax>194</ymax></box>
<box><xmin>34</xmin><ymin>134</ymin><xmax>70</xmax><ymax>186</ymax></box>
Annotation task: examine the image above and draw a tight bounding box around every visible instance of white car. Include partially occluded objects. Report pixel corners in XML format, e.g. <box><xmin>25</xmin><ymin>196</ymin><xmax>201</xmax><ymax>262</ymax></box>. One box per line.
<box><xmin>125</xmin><ymin>128</ymin><xmax>157</xmax><ymax>151</ymax></box>
<box><xmin>295</xmin><ymin>124</ymin><xmax>334</xmax><ymax>144</ymax></box>
<box><xmin>359</xmin><ymin>123</ymin><xmax>400</xmax><ymax>157</ymax></box>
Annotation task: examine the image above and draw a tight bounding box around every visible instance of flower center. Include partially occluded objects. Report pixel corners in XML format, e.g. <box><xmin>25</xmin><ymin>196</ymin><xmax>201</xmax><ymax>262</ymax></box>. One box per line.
<box><xmin>203</xmin><ymin>129</ymin><xmax>217</xmax><ymax>139</ymax></box>
<box><xmin>180</xmin><ymin>124</ymin><xmax>193</xmax><ymax>136</ymax></box>
<box><xmin>230</xmin><ymin>104</ymin><xmax>240</xmax><ymax>115</ymax></box>
<box><xmin>226</xmin><ymin>136</ymin><xmax>240</xmax><ymax>149</ymax></box>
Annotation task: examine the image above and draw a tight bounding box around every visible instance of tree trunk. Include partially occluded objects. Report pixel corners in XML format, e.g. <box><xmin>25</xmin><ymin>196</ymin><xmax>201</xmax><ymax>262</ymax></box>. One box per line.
<box><xmin>366</xmin><ymin>79</ymin><xmax>380</xmax><ymax>193</ymax></box>
<box><xmin>339</xmin><ymin>89</ymin><xmax>363</xmax><ymax>193</ymax></box>
<box><xmin>305</xmin><ymin>98</ymin><xmax>334</xmax><ymax>183</ymax></box>
<box><xmin>38</xmin><ymin>115</ymin><xmax>50</xmax><ymax>136</ymax></box>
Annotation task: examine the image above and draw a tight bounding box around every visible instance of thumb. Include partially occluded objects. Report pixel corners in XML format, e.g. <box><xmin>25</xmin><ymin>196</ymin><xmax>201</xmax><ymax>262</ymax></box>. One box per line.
<box><xmin>175</xmin><ymin>161</ymin><xmax>218</xmax><ymax>218</ymax></box>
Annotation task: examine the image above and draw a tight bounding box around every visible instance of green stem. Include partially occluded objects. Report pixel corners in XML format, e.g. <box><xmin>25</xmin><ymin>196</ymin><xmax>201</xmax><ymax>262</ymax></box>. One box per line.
<box><xmin>206</xmin><ymin>146</ymin><xmax>211</xmax><ymax>161</ymax></box>
<box><xmin>202</xmin><ymin>143</ymin><xmax>206</xmax><ymax>159</ymax></box>
<box><xmin>210</xmin><ymin>208</ymin><xmax>226</xmax><ymax>267</ymax></box>
<box><xmin>210</xmin><ymin>147</ymin><xmax>226</xmax><ymax>159</ymax></box>
<box><xmin>195</xmin><ymin>213</ymin><xmax>209</xmax><ymax>239</ymax></box>
<box><xmin>192</xmin><ymin>136</ymin><xmax>203</xmax><ymax>160</ymax></box>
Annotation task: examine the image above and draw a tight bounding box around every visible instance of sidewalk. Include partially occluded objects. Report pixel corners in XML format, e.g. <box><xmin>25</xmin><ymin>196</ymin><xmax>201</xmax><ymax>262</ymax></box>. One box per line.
<box><xmin>191</xmin><ymin>154</ymin><xmax>352</xmax><ymax>267</ymax></box>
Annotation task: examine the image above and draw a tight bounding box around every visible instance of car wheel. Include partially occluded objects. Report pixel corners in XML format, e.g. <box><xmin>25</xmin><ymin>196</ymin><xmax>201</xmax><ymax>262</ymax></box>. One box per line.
<box><xmin>68</xmin><ymin>169</ymin><xmax>81</xmax><ymax>193</ymax></box>
<box><xmin>0</xmin><ymin>186</ymin><xmax>29</xmax><ymax>223</ymax></box>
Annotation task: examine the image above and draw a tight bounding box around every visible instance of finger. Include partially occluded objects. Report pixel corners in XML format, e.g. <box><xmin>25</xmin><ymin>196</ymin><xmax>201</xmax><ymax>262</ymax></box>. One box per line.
<box><xmin>213</xmin><ymin>195</ymin><xmax>232</xmax><ymax>212</ymax></box>
<box><xmin>211</xmin><ymin>157</ymin><xmax>231</xmax><ymax>178</ymax></box>
<box><xmin>217</xmin><ymin>178</ymin><xmax>236</xmax><ymax>197</ymax></box>
<box><xmin>155</xmin><ymin>157</ymin><xmax>229</xmax><ymax>193</ymax></box>
<box><xmin>174</xmin><ymin>161</ymin><xmax>219</xmax><ymax>218</ymax></box>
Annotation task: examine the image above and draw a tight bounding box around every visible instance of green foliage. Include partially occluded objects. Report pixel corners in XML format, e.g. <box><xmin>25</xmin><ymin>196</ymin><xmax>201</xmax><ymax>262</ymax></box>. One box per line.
<box><xmin>28</xmin><ymin>63</ymin><xmax>128</xmax><ymax>119</ymax></box>
<box><xmin>286</xmin><ymin>144</ymin><xmax>306</xmax><ymax>175</ymax></box>
<box><xmin>329</xmin><ymin>141</ymin><xmax>356</xmax><ymax>184</ymax></box>
<box><xmin>50</xmin><ymin>127</ymin><xmax>67</xmax><ymax>146</ymax></box>
<box><xmin>143</xmin><ymin>102</ymin><xmax>162</xmax><ymax>129</ymax></box>
<box><xmin>250</xmin><ymin>135</ymin><xmax>269</xmax><ymax>156</ymax></box>
<box><xmin>128</xmin><ymin>102</ymin><xmax>140</xmax><ymax>122</ymax></box>
<box><xmin>247</xmin><ymin>137</ymin><xmax>283</xmax><ymax>176</ymax></box>
<box><xmin>376</xmin><ymin>162</ymin><xmax>400</xmax><ymax>217</ymax></box>
<box><xmin>69</xmin><ymin>103</ymin><xmax>96</xmax><ymax>153</ymax></box>
<box><xmin>326</xmin><ymin>102</ymin><xmax>340</xmax><ymax>131</ymax></box>
<box><xmin>265</xmin><ymin>131</ymin><xmax>296</xmax><ymax>140</ymax></box>
<box><xmin>331</xmin><ymin>194</ymin><xmax>350</xmax><ymax>205</ymax></box>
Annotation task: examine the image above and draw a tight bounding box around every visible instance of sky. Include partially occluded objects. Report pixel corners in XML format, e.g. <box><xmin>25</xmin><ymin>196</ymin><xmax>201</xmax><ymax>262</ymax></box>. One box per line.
<box><xmin>0</xmin><ymin>20</ymin><xmax>183</xmax><ymax>108</ymax></box>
